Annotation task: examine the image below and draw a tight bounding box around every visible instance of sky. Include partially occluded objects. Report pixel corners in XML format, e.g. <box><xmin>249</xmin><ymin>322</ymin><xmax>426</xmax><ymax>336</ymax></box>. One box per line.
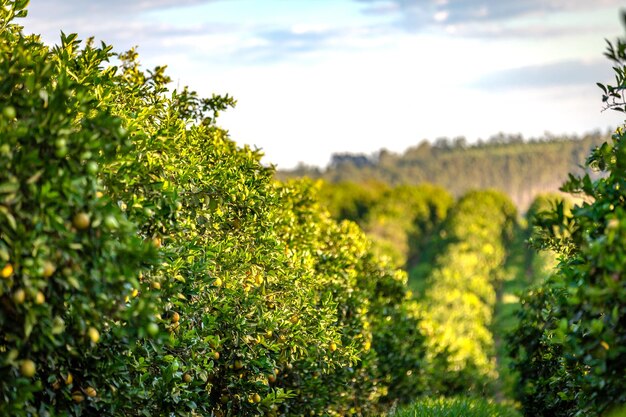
<box><xmin>20</xmin><ymin>0</ymin><xmax>626</xmax><ymax>169</ymax></box>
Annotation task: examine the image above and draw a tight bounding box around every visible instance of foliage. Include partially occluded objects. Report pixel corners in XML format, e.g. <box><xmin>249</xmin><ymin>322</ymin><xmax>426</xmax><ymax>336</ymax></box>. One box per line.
<box><xmin>0</xmin><ymin>3</ymin><xmax>428</xmax><ymax>416</ymax></box>
<box><xmin>362</xmin><ymin>184</ymin><xmax>453</xmax><ymax>268</ymax></box>
<box><xmin>318</xmin><ymin>181</ymin><xmax>453</xmax><ymax>275</ymax></box>
<box><xmin>275</xmin><ymin>181</ymin><xmax>426</xmax><ymax>414</ymax></box>
<box><xmin>390</xmin><ymin>397</ymin><xmax>521</xmax><ymax>417</ymax></box>
<box><xmin>419</xmin><ymin>190</ymin><xmax>517</xmax><ymax>394</ymax></box>
<box><xmin>523</xmin><ymin>193</ymin><xmax>571</xmax><ymax>284</ymax></box>
<box><xmin>510</xmin><ymin>17</ymin><xmax>626</xmax><ymax>416</ymax></box>
<box><xmin>317</xmin><ymin>180</ymin><xmax>388</xmax><ymax>223</ymax></box>
<box><xmin>0</xmin><ymin>2</ymin><xmax>160</xmax><ymax>415</ymax></box>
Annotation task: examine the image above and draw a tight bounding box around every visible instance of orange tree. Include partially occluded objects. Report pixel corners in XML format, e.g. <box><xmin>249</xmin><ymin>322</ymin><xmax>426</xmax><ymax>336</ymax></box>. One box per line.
<box><xmin>94</xmin><ymin>55</ymin><xmax>356</xmax><ymax>416</ymax></box>
<box><xmin>317</xmin><ymin>180</ymin><xmax>388</xmax><ymax>224</ymax></box>
<box><xmin>510</xmin><ymin>19</ymin><xmax>626</xmax><ymax>416</ymax></box>
<box><xmin>275</xmin><ymin>181</ymin><xmax>426</xmax><ymax>415</ymax></box>
<box><xmin>100</xmin><ymin>63</ymin><xmax>426</xmax><ymax>415</ymax></box>
<box><xmin>419</xmin><ymin>190</ymin><xmax>517</xmax><ymax>394</ymax></box>
<box><xmin>0</xmin><ymin>2</ymin><xmax>429</xmax><ymax>415</ymax></box>
<box><xmin>0</xmin><ymin>2</ymin><xmax>159</xmax><ymax>415</ymax></box>
<box><xmin>362</xmin><ymin>184</ymin><xmax>453</xmax><ymax>268</ymax></box>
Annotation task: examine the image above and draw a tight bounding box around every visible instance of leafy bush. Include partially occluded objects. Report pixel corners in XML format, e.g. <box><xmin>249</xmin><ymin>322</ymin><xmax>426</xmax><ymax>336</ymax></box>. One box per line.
<box><xmin>510</xmin><ymin>17</ymin><xmax>626</xmax><ymax>416</ymax></box>
<box><xmin>0</xmin><ymin>3</ymin><xmax>428</xmax><ymax>416</ymax></box>
<box><xmin>419</xmin><ymin>190</ymin><xmax>517</xmax><ymax>394</ymax></box>
<box><xmin>0</xmin><ymin>2</ymin><xmax>159</xmax><ymax>415</ymax></box>
<box><xmin>362</xmin><ymin>184</ymin><xmax>453</xmax><ymax>268</ymax></box>
<box><xmin>318</xmin><ymin>182</ymin><xmax>453</xmax><ymax>269</ymax></box>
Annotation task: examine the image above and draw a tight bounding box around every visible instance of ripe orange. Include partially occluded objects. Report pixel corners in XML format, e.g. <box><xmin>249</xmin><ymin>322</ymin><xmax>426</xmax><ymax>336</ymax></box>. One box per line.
<box><xmin>12</xmin><ymin>289</ymin><xmax>25</xmax><ymax>304</ymax></box>
<box><xmin>88</xmin><ymin>327</ymin><xmax>100</xmax><ymax>343</ymax></box>
<box><xmin>1</xmin><ymin>263</ymin><xmax>13</xmax><ymax>278</ymax></box>
<box><xmin>72</xmin><ymin>392</ymin><xmax>85</xmax><ymax>403</ymax></box>
<box><xmin>42</xmin><ymin>261</ymin><xmax>55</xmax><ymax>278</ymax></box>
<box><xmin>73</xmin><ymin>212</ymin><xmax>91</xmax><ymax>230</ymax></box>
<box><xmin>35</xmin><ymin>291</ymin><xmax>45</xmax><ymax>305</ymax></box>
<box><xmin>84</xmin><ymin>386</ymin><xmax>97</xmax><ymax>397</ymax></box>
<box><xmin>171</xmin><ymin>312</ymin><xmax>180</xmax><ymax>323</ymax></box>
<box><xmin>19</xmin><ymin>359</ymin><xmax>36</xmax><ymax>377</ymax></box>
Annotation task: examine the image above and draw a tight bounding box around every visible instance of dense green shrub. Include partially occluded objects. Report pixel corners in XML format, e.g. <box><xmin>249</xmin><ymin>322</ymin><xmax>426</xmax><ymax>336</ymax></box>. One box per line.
<box><xmin>510</xmin><ymin>19</ymin><xmax>626</xmax><ymax>416</ymax></box>
<box><xmin>277</xmin><ymin>181</ymin><xmax>426</xmax><ymax>414</ymax></box>
<box><xmin>0</xmin><ymin>3</ymin><xmax>428</xmax><ymax>416</ymax></box>
<box><xmin>419</xmin><ymin>190</ymin><xmax>517</xmax><ymax>394</ymax></box>
<box><xmin>523</xmin><ymin>193</ymin><xmax>571</xmax><ymax>284</ymax></box>
<box><xmin>362</xmin><ymin>184</ymin><xmax>453</xmax><ymax>268</ymax></box>
<box><xmin>317</xmin><ymin>180</ymin><xmax>388</xmax><ymax>223</ymax></box>
<box><xmin>318</xmin><ymin>182</ymin><xmax>453</xmax><ymax>269</ymax></box>
<box><xmin>0</xmin><ymin>2</ymin><xmax>159</xmax><ymax>415</ymax></box>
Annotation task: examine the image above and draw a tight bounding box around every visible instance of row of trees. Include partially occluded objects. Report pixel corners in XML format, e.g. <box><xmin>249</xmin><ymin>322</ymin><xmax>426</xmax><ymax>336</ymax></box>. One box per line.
<box><xmin>418</xmin><ymin>191</ymin><xmax>518</xmax><ymax>394</ymax></box>
<box><xmin>318</xmin><ymin>182</ymin><xmax>453</xmax><ymax>269</ymax></box>
<box><xmin>509</xmin><ymin>23</ymin><xmax>626</xmax><ymax>417</ymax></box>
<box><xmin>280</xmin><ymin>131</ymin><xmax>607</xmax><ymax>211</ymax></box>
<box><xmin>510</xmin><ymin>129</ymin><xmax>626</xmax><ymax>417</ymax></box>
<box><xmin>0</xmin><ymin>3</ymin><xmax>426</xmax><ymax>416</ymax></box>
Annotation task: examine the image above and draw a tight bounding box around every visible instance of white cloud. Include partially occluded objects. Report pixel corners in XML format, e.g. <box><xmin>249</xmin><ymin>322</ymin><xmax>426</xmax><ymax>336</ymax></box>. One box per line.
<box><xmin>19</xmin><ymin>0</ymin><xmax>626</xmax><ymax>169</ymax></box>
<box><xmin>434</xmin><ymin>11</ymin><xmax>449</xmax><ymax>22</ymax></box>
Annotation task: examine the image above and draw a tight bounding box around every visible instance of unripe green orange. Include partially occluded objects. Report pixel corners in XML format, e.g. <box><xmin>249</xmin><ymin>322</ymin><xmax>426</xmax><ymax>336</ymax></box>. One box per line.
<box><xmin>19</xmin><ymin>359</ymin><xmax>36</xmax><ymax>377</ymax></box>
<box><xmin>146</xmin><ymin>322</ymin><xmax>159</xmax><ymax>336</ymax></box>
<box><xmin>73</xmin><ymin>212</ymin><xmax>91</xmax><ymax>230</ymax></box>
<box><xmin>86</xmin><ymin>161</ymin><xmax>98</xmax><ymax>175</ymax></box>
<box><xmin>103</xmin><ymin>215</ymin><xmax>119</xmax><ymax>230</ymax></box>
<box><xmin>42</xmin><ymin>261</ymin><xmax>56</xmax><ymax>278</ymax></box>
<box><xmin>12</xmin><ymin>288</ymin><xmax>25</xmax><ymax>304</ymax></box>
<box><xmin>3</xmin><ymin>105</ymin><xmax>16</xmax><ymax>119</ymax></box>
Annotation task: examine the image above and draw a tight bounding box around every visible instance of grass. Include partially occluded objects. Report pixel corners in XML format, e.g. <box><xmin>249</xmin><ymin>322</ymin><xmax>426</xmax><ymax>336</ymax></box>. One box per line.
<box><xmin>389</xmin><ymin>397</ymin><xmax>521</xmax><ymax>417</ymax></box>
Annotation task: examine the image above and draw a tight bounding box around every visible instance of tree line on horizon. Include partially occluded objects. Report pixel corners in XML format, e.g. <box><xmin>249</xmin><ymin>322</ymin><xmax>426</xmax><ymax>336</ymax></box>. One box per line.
<box><xmin>278</xmin><ymin>132</ymin><xmax>608</xmax><ymax>210</ymax></box>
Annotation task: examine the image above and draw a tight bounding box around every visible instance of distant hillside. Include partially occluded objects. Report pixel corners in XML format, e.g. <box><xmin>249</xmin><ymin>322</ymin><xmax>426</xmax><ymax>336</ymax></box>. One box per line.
<box><xmin>277</xmin><ymin>132</ymin><xmax>609</xmax><ymax>210</ymax></box>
